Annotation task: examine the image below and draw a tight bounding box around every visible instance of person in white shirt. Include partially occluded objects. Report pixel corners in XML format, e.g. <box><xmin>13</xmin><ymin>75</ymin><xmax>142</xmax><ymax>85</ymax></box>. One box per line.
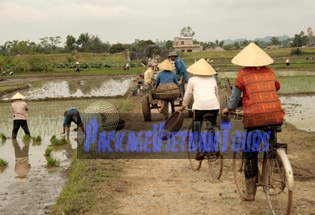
<box><xmin>178</xmin><ymin>58</ymin><xmax>220</xmax><ymax>159</ymax></box>
<box><xmin>143</xmin><ymin>62</ymin><xmax>155</xmax><ymax>86</ymax></box>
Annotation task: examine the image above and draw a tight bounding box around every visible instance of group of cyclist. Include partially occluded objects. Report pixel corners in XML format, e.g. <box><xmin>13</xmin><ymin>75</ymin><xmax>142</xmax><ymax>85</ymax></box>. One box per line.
<box><xmin>144</xmin><ymin>42</ymin><xmax>285</xmax><ymax>202</ymax></box>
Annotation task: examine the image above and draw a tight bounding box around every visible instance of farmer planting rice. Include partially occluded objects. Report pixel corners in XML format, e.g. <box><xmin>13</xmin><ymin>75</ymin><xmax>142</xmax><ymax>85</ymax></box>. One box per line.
<box><xmin>11</xmin><ymin>92</ymin><xmax>31</xmax><ymax>139</ymax></box>
<box><xmin>61</xmin><ymin>107</ymin><xmax>85</xmax><ymax>136</ymax></box>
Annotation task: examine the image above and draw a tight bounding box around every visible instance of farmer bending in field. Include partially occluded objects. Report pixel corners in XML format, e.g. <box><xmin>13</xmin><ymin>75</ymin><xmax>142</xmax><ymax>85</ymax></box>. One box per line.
<box><xmin>61</xmin><ymin>107</ymin><xmax>85</xmax><ymax>135</ymax></box>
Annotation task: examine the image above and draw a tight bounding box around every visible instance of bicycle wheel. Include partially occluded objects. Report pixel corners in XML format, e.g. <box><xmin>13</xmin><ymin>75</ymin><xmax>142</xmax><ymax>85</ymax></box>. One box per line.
<box><xmin>264</xmin><ymin>149</ymin><xmax>294</xmax><ymax>215</ymax></box>
<box><xmin>204</xmin><ymin>127</ymin><xmax>223</xmax><ymax>180</ymax></box>
<box><xmin>186</xmin><ymin>128</ymin><xmax>202</xmax><ymax>170</ymax></box>
<box><xmin>207</xmin><ymin>153</ymin><xmax>223</xmax><ymax>180</ymax></box>
<box><xmin>142</xmin><ymin>95</ymin><xmax>151</xmax><ymax>121</ymax></box>
<box><xmin>232</xmin><ymin>151</ymin><xmax>246</xmax><ymax>196</ymax></box>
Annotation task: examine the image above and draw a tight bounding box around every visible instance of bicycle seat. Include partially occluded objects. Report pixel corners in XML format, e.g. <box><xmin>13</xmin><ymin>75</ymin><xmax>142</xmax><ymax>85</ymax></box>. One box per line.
<box><xmin>202</xmin><ymin>113</ymin><xmax>215</xmax><ymax>130</ymax></box>
<box><xmin>260</xmin><ymin>125</ymin><xmax>282</xmax><ymax>133</ymax></box>
<box><xmin>203</xmin><ymin>113</ymin><xmax>215</xmax><ymax>121</ymax></box>
<box><xmin>276</xmin><ymin>143</ymin><xmax>288</xmax><ymax>149</ymax></box>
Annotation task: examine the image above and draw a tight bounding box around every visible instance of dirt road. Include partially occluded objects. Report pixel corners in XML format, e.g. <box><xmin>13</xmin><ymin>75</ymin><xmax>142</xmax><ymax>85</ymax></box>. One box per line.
<box><xmin>114</xmin><ymin>98</ymin><xmax>315</xmax><ymax>215</ymax></box>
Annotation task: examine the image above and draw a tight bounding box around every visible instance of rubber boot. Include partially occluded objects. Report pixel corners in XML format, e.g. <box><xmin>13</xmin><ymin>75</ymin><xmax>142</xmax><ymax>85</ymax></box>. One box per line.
<box><xmin>242</xmin><ymin>177</ymin><xmax>257</xmax><ymax>201</ymax></box>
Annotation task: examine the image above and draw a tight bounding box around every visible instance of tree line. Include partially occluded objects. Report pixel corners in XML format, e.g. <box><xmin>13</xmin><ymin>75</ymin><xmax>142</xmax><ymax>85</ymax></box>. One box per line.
<box><xmin>0</xmin><ymin>28</ymin><xmax>314</xmax><ymax>57</ymax></box>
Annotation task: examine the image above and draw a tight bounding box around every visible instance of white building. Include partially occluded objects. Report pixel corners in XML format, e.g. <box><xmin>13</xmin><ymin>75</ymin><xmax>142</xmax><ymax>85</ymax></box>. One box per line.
<box><xmin>173</xmin><ymin>36</ymin><xmax>203</xmax><ymax>53</ymax></box>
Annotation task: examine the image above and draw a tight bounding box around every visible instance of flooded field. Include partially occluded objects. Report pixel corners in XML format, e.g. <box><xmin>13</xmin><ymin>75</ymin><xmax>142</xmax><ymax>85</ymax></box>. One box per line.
<box><xmin>280</xmin><ymin>95</ymin><xmax>315</xmax><ymax>132</ymax></box>
<box><xmin>1</xmin><ymin>75</ymin><xmax>134</xmax><ymax>101</ymax></box>
<box><xmin>0</xmin><ymin>98</ymin><xmax>125</xmax><ymax>215</ymax></box>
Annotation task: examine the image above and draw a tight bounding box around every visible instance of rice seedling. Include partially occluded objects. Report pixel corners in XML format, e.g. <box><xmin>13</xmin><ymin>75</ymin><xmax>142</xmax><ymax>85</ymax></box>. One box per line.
<box><xmin>50</xmin><ymin>135</ymin><xmax>68</xmax><ymax>146</ymax></box>
<box><xmin>32</xmin><ymin>135</ymin><xmax>42</xmax><ymax>142</ymax></box>
<box><xmin>31</xmin><ymin>135</ymin><xmax>42</xmax><ymax>146</ymax></box>
<box><xmin>22</xmin><ymin>135</ymin><xmax>31</xmax><ymax>146</ymax></box>
<box><xmin>278</xmin><ymin>76</ymin><xmax>315</xmax><ymax>94</ymax></box>
<box><xmin>46</xmin><ymin>157</ymin><xmax>60</xmax><ymax>167</ymax></box>
<box><xmin>0</xmin><ymin>158</ymin><xmax>8</xmax><ymax>167</ymax></box>
<box><xmin>22</xmin><ymin>134</ymin><xmax>31</xmax><ymax>141</ymax></box>
<box><xmin>0</xmin><ymin>133</ymin><xmax>6</xmax><ymax>140</ymax></box>
<box><xmin>44</xmin><ymin>147</ymin><xmax>53</xmax><ymax>156</ymax></box>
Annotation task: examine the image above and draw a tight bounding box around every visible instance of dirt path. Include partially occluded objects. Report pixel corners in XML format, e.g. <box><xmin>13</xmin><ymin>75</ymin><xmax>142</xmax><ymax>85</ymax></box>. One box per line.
<box><xmin>114</xmin><ymin>97</ymin><xmax>315</xmax><ymax>215</ymax></box>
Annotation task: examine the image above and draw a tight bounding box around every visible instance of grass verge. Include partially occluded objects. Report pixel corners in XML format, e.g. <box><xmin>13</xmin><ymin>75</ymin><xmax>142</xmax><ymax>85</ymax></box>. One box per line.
<box><xmin>51</xmin><ymin>155</ymin><xmax>125</xmax><ymax>215</ymax></box>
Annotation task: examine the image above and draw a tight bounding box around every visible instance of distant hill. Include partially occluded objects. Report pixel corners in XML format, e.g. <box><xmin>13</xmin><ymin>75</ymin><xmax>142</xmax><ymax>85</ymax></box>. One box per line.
<box><xmin>224</xmin><ymin>35</ymin><xmax>290</xmax><ymax>45</ymax></box>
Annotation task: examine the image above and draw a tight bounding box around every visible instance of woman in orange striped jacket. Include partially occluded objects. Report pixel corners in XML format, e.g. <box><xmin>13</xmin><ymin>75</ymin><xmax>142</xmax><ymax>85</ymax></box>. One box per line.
<box><xmin>222</xmin><ymin>42</ymin><xmax>285</xmax><ymax>201</ymax></box>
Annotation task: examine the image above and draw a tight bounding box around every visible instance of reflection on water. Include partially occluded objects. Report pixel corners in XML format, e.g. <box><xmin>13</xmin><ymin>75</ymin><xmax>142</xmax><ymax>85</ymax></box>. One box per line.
<box><xmin>0</xmin><ymin>135</ymin><xmax>73</xmax><ymax>215</ymax></box>
<box><xmin>12</xmin><ymin>139</ymin><xmax>31</xmax><ymax>179</ymax></box>
<box><xmin>0</xmin><ymin>100</ymin><xmax>84</xmax><ymax>214</ymax></box>
<box><xmin>280</xmin><ymin>95</ymin><xmax>315</xmax><ymax>132</ymax></box>
<box><xmin>1</xmin><ymin>76</ymin><xmax>134</xmax><ymax>100</ymax></box>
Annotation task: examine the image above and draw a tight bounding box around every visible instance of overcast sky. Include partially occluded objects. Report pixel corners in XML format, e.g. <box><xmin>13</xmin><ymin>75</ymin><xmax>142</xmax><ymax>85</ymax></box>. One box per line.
<box><xmin>0</xmin><ymin>0</ymin><xmax>314</xmax><ymax>45</ymax></box>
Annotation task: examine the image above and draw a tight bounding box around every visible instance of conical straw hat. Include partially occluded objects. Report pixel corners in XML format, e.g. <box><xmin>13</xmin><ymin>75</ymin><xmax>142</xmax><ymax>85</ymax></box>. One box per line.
<box><xmin>231</xmin><ymin>42</ymin><xmax>274</xmax><ymax>67</ymax></box>
<box><xmin>168</xmin><ymin>51</ymin><xmax>178</xmax><ymax>57</ymax></box>
<box><xmin>187</xmin><ymin>58</ymin><xmax>217</xmax><ymax>76</ymax></box>
<box><xmin>158</xmin><ymin>59</ymin><xmax>175</xmax><ymax>71</ymax></box>
<box><xmin>11</xmin><ymin>92</ymin><xmax>25</xmax><ymax>100</ymax></box>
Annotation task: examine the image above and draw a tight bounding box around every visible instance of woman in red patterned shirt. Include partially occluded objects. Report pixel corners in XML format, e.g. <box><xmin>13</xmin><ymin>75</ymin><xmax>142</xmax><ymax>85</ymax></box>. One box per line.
<box><xmin>222</xmin><ymin>42</ymin><xmax>285</xmax><ymax>201</ymax></box>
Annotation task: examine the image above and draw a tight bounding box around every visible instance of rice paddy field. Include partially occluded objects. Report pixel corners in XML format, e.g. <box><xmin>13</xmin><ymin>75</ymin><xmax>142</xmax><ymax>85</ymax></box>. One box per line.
<box><xmin>0</xmin><ymin>47</ymin><xmax>314</xmax><ymax>215</ymax></box>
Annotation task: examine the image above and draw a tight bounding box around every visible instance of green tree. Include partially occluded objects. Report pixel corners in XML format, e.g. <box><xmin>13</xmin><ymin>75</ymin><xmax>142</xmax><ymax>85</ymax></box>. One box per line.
<box><xmin>270</xmin><ymin>37</ymin><xmax>281</xmax><ymax>45</ymax></box>
<box><xmin>39</xmin><ymin>36</ymin><xmax>61</xmax><ymax>54</ymax></box>
<box><xmin>240</xmin><ymin>39</ymin><xmax>251</xmax><ymax>47</ymax></box>
<box><xmin>77</xmin><ymin>33</ymin><xmax>90</xmax><ymax>52</ymax></box>
<box><xmin>165</xmin><ymin>40</ymin><xmax>173</xmax><ymax>50</ymax></box>
<box><xmin>130</xmin><ymin>39</ymin><xmax>154</xmax><ymax>52</ymax></box>
<box><xmin>215</xmin><ymin>40</ymin><xmax>224</xmax><ymax>47</ymax></box>
<box><xmin>65</xmin><ymin>35</ymin><xmax>77</xmax><ymax>52</ymax></box>
<box><xmin>180</xmin><ymin>26</ymin><xmax>195</xmax><ymax>37</ymax></box>
<box><xmin>49</xmin><ymin>36</ymin><xmax>61</xmax><ymax>52</ymax></box>
<box><xmin>292</xmin><ymin>31</ymin><xmax>308</xmax><ymax>47</ymax></box>
<box><xmin>89</xmin><ymin>35</ymin><xmax>107</xmax><ymax>53</ymax></box>
<box><xmin>109</xmin><ymin>43</ymin><xmax>125</xmax><ymax>53</ymax></box>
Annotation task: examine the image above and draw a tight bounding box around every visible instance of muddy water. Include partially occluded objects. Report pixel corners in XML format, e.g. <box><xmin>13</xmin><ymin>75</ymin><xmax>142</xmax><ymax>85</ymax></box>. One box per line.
<box><xmin>0</xmin><ymin>98</ymin><xmax>124</xmax><ymax>215</ymax></box>
<box><xmin>280</xmin><ymin>95</ymin><xmax>315</xmax><ymax>132</ymax></box>
<box><xmin>1</xmin><ymin>75</ymin><xmax>134</xmax><ymax>101</ymax></box>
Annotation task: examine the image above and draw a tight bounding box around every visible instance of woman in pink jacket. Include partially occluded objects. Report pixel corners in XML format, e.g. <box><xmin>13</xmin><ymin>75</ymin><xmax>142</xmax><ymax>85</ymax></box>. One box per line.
<box><xmin>11</xmin><ymin>92</ymin><xmax>31</xmax><ymax>138</ymax></box>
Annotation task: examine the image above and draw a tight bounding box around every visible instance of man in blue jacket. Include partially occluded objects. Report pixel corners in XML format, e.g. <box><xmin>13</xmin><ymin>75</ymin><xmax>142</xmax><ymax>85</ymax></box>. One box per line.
<box><xmin>168</xmin><ymin>51</ymin><xmax>188</xmax><ymax>98</ymax></box>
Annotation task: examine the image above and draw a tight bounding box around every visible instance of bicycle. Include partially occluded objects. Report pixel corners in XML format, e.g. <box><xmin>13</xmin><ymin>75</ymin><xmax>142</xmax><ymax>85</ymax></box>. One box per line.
<box><xmin>185</xmin><ymin>111</ymin><xmax>223</xmax><ymax>180</ymax></box>
<box><xmin>127</xmin><ymin>75</ymin><xmax>144</xmax><ymax>99</ymax></box>
<box><xmin>231</xmin><ymin>112</ymin><xmax>295</xmax><ymax>215</ymax></box>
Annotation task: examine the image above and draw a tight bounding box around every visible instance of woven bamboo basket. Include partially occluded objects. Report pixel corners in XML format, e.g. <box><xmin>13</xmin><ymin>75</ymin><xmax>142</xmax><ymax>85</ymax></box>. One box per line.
<box><xmin>84</xmin><ymin>101</ymin><xmax>120</xmax><ymax>131</ymax></box>
<box><xmin>155</xmin><ymin>83</ymin><xmax>180</xmax><ymax>100</ymax></box>
<box><xmin>162</xmin><ymin>111</ymin><xmax>185</xmax><ymax>140</ymax></box>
